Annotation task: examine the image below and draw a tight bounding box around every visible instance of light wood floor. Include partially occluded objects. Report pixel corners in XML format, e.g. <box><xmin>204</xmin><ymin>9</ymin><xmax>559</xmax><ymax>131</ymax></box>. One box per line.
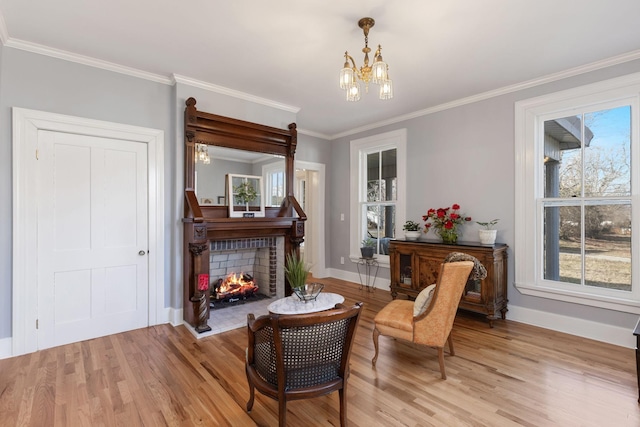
<box><xmin>2</xmin><ymin>277</ymin><xmax>640</xmax><ymax>426</ymax></box>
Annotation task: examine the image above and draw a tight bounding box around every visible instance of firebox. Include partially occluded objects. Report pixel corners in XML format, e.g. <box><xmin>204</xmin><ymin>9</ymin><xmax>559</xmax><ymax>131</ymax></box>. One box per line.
<box><xmin>213</xmin><ymin>272</ymin><xmax>259</xmax><ymax>302</ymax></box>
<box><xmin>209</xmin><ymin>237</ymin><xmax>284</xmax><ymax>305</ymax></box>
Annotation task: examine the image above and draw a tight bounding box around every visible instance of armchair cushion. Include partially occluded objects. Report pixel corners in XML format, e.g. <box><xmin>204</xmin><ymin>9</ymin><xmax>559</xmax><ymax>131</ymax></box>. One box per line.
<box><xmin>372</xmin><ymin>300</ymin><xmax>413</xmax><ymax>341</ymax></box>
<box><xmin>413</xmin><ymin>284</ymin><xmax>436</xmax><ymax>317</ymax></box>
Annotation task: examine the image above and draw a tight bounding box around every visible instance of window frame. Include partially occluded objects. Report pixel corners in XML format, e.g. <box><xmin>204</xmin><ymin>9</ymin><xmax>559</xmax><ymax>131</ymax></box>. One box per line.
<box><xmin>349</xmin><ymin>129</ymin><xmax>407</xmax><ymax>267</ymax></box>
<box><xmin>515</xmin><ymin>73</ymin><xmax>640</xmax><ymax>313</ymax></box>
<box><xmin>262</xmin><ymin>160</ymin><xmax>286</xmax><ymax>207</ymax></box>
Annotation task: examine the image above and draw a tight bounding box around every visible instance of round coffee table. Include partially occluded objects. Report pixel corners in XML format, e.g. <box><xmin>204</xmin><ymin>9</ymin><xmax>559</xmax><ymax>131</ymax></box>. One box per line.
<box><xmin>268</xmin><ymin>292</ymin><xmax>344</xmax><ymax>315</ymax></box>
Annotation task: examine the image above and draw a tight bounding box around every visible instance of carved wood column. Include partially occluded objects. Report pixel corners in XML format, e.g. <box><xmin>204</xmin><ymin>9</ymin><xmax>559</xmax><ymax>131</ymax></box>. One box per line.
<box><xmin>188</xmin><ymin>224</ymin><xmax>211</xmax><ymax>333</ymax></box>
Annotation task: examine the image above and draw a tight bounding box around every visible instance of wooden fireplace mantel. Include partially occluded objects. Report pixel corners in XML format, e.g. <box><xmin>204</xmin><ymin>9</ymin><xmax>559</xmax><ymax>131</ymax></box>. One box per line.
<box><xmin>182</xmin><ymin>98</ymin><xmax>305</xmax><ymax>333</ymax></box>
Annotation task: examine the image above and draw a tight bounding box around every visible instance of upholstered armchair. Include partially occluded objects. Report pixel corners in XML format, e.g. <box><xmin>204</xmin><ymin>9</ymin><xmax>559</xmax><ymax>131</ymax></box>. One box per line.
<box><xmin>246</xmin><ymin>302</ymin><xmax>363</xmax><ymax>427</ymax></box>
<box><xmin>372</xmin><ymin>255</ymin><xmax>484</xmax><ymax>379</ymax></box>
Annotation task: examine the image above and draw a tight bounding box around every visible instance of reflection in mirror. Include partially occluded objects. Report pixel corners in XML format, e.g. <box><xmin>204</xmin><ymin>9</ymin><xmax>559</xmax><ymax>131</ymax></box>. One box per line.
<box><xmin>262</xmin><ymin>159</ymin><xmax>286</xmax><ymax>207</ymax></box>
<box><xmin>195</xmin><ymin>146</ymin><xmax>272</xmax><ymax>205</ymax></box>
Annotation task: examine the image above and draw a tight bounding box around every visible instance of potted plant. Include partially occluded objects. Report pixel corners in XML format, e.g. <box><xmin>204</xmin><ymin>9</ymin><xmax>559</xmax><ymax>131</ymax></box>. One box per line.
<box><xmin>476</xmin><ymin>219</ymin><xmax>499</xmax><ymax>245</ymax></box>
<box><xmin>233</xmin><ymin>180</ymin><xmax>258</xmax><ymax>205</ymax></box>
<box><xmin>402</xmin><ymin>220</ymin><xmax>422</xmax><ymax>241</ymax></box>
<box><xmin>360</xmin><ymin>237</ymin><xmax>376</xmax><ymax>259</ymax></box>
<box><xmin>284</xmin><ymin>251</ymin><xmax>322</xmax><ymax>302</ymax></box>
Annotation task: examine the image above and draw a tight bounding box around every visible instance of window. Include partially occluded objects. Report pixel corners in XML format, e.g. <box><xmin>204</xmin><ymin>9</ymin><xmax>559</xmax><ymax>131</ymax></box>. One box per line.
<box><xmin>350</xmin><ymin>129</ymin><xmax>407</xmax><ymax>265</ymax></box>
<box><xmin>263</xmin><ymin>161</ymin><xmax>285</xmax><ymax>207</ymax></box>
<box><xmin>515</xmin><ymin>74</ymin><xmax>640</xmax><ymax>312</ymax></box>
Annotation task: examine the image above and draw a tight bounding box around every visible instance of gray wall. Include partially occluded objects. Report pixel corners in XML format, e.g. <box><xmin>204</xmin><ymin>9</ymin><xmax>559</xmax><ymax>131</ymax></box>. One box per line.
<box><xmin>3</xmin><ymin>40</ymin><xmax>640</xmax><ymax>343</ymax></box>
<box><xmin>0</xmin><ymin>47</ymin><xmax>173</xmax><ymax>339</ymax></box>
<box><xmin>329</xmin><ymin>58</ymin><xmax>640</xmax><ymax>331</ymax></box>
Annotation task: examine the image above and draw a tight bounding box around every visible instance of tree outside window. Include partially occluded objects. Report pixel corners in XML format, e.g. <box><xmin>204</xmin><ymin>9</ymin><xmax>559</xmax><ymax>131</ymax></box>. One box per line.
<box><xmin>542</xmin><ymin>106</ymin><xmax>632</xmax><ymax>292</ymax></box>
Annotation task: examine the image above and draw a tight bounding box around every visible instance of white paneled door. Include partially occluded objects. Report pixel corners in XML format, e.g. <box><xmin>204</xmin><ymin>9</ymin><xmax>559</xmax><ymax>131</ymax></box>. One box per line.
<box><xmin>36</xmin><ymin>130</ymin><xmax>148</xmax><ymax>349</ymax></box>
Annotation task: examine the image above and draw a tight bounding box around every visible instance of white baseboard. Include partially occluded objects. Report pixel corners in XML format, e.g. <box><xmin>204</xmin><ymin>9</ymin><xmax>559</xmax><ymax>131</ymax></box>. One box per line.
<box><xmin>327</xmin><ymin>268</ymin><xmax>390</xmax><ymax>291</ymax></box>
<box><xmin>327</xmin><ymin>269</ymin><xmax>634</xmax><ymax>349</ymax></box>
<box><xmin>508</xmin><ymin>304</ymin><xmax>636</xmax><ymax>349</ymax></box>
<box><xmin>166</xmin><ymin>307</ymin><xmax>183</xmax><ymax>327</ymax></box>
<box><xmin>0</xmin><ymin>337</ymin><xmax>12</xmax><ymax>360</ymax></box>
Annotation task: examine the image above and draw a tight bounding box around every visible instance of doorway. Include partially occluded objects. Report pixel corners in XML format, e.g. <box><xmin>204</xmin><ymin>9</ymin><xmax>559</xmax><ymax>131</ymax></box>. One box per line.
<box><xmin>295</xmin><ymin>161</ymin><xmax>326</xmax><ymax>278</ymax></box>
<box><xmin>12</xmin><ymin>108</ymin><xmax>165</xmax><ymax>356</ymax></box>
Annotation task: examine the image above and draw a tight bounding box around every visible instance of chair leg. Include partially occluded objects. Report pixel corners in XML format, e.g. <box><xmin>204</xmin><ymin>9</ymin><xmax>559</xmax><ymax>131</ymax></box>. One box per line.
<box><xmin>246</xmin><ymin>384</ymin><xmax>255</xmax><ymax>411</ymax></box>
<box><xmin>339</xmin><ymin>386</ymin><xmax>347</xmax><ymax>427</ymax></box>
<box><xmin>372</xmin><ymin>327</ymin><xmax>380</xmax><ymax>367</ymax></box>
<box><xmin>246</xmin><ymin>370</ymin><xmax>255</xmax><ymax>411</ymax></box>
<box><xmin>437</xmin><ymin>347</ymin><xmax>447</xmax><ymax>380</ymax></box>
<box><xmin>279</xmin><ymin>399</ymin><xmax>287</xmax><ymax>427</ymax></box>
<box><xmin>447</xmin><ymin>333</ymin><xmax>455</xmax><ymax>356</ymax></box>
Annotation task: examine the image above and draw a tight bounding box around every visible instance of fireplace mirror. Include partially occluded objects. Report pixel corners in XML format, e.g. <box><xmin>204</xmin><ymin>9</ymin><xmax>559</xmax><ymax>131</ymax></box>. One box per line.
<box><xmin>194</xmin><ymin>145</ymin><xmax>284</xmax><ymax>207</ymax></box>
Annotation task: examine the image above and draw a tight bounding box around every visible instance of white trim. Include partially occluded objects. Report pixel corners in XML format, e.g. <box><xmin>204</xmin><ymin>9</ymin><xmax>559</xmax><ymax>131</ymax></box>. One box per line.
<box><xmin>295</xmin><ymin>160</ymin><xmax>327</xmax><ymax>278</ymax></box>
<box><xmin>349</xmin><ymin>129</ymin><xmax>407</xmax><ymax>263</ymax></box>
<box><xmin>5</xmin><ymin>39</ymin><xmax>172</xmax><ymax>84</ymax></box>
<box><xmin>167</xmin><ymin>308</ymin><xmax>184</xmax><ymax>327</ymax></box>
<box><xmin>12</xmin><ymin>108</ymin><xmax>165</xmax><ymax>357</ymax></box>
<box><xmin>172</xmin><ymin>74</ymin><xmax>300</xmax><ymax>114</ymax></box>
<box><xmin>331</xmin><ymin>49</ymin><xmax>640</xmax><ymax>140</ymax></box>
<box><xmin>0</xmin><ymin>337</ymin><xmax>11</xmax><ymax>360</ymax></box>
<box><xmin>3</xmin><ymin>22</ymin><xmax>640</xmax><ymax>141</ymax></box>
<box><xmin>297</xmin><ymin>128</ymin><xmax>331</xmax><ymax>141</ymax></box>
<box><xmin>327</xmin><ymin>267</ymin><xmax>390</xmax><ymax>292</ymax></box>
<box><xmin>514</xmin><ymin>72</ymin><xmax>640</xmax><ymax>313</ymax></box>
<box><xmin>507</xmin><ymin>304</ymin><xmax>636</xmax><ymax>349</ymax></box>
<box><xmin>0</xmin><ymin>9</ymin><xmax>8</xmax><ymax>45</ymax></box>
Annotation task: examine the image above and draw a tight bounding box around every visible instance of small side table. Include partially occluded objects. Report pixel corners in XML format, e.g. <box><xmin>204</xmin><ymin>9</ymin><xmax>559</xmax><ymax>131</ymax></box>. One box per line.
<box><xmin>634</xmin><ymin>318</ymin><xmax>640</xmax><ymax>403</ymax></box>
<box><xmin>356</xmin><ymin>257</ymin><xmax>379</xmax><ymax>292</ymax></box>
<box><xmin>268</xmin><ymin>292</ymin><xmax>345</xmax><ymax>315</ymax></box>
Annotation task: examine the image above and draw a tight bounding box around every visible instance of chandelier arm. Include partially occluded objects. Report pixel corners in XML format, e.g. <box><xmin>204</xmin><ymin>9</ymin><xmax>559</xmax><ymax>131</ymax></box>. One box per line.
<box><xmin>345</xmin><ymin>53</ymin><xmax>357</xmax><ymax>70</ymax></box>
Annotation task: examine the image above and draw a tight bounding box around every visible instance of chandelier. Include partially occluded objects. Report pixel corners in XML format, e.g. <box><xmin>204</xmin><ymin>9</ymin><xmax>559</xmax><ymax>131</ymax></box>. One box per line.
<box><xmin>195</xmin><ymin>143</ymin><xmax>210</xmax><ymax>164</ymax></box>
<box><xmin>339</xmin><ymin>17</ymin><xmax>393</xmax><ymax>102</ymax></box>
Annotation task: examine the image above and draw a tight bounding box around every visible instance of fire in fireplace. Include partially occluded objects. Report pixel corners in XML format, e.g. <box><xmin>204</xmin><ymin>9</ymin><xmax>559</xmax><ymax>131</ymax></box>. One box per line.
<box><xmin>213</xmin><ymin>272</ymin><xmax>259</xmax><ymax>303</ymax></box>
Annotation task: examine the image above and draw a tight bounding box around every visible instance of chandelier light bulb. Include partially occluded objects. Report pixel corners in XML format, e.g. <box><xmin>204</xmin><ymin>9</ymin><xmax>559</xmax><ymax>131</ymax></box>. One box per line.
<box><xmin>347</xmin><ymin>80</ymin><xmax>361</xmax><ymax>102</ymax></box>
<box><xmin>379</xmin><ymin>78</ymin><xmax>393</xmax><ymax>100</ymax></box>
<box><xmin>339</xmin><ymin>60</ymin><xmax>354</xmax><ymax>90</ymax></box>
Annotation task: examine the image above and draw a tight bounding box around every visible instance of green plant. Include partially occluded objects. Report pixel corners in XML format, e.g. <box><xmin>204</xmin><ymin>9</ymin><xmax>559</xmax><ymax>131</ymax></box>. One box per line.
<box><xmin>361</xmin><ymin>237</ymin><xmax>375</xmax><ymax>248</ymax></box>
<box><xmin>233</xmin><ymin>180</ymin><xmax>258</xmax><ymax>205</ymax></box>
<box><xmin>476</xmin><ymin>219</ymin><xmax>499</xmax><ymax>229</ymax></box>
<box><xmin>284</xmin><ymin>251</ymin><xmax>310</xmax><ymax>289</ymax></box>
<box><xmin>403</xmin><ymin>220</ymin><xmax>421</xmax><ymax>231</ymax></box>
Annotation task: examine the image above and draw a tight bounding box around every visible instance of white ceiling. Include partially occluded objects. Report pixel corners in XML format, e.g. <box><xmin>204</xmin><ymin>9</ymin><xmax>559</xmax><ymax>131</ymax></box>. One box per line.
<box><xmin>2</xmin><ymin>1</ymin><xmax>640</xmax><ymax>138</ymax></box>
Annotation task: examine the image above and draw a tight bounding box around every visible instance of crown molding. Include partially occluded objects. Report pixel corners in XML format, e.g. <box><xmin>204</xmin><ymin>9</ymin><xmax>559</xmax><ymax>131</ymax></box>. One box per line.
<box><xmin>0</xmin><ymin>10</ymin><xmax>8</xmax><ymax>45</ymax></box>
<box><xmin>5</xmin><ymin>38</ymin><xmax>172</xmax><ymax>84</ymax></box>
<box><xmin>332</xmin><ymin>48</ymin><xmax>640</xmax><ymax>140</ymax></box>
<box><xmin>172</xmin><ymin>74</ymin><xmax>300</xmax><ymax>114</ymax></box>
<box><xmin>297</xmin><ymin>128</ymin><xmax>331</xmax><ymax>140</ymax></box>
<box><xmin>3</xmin><ymin>18</ymin><xmax>640</xmax><ymax>140</ymax></box>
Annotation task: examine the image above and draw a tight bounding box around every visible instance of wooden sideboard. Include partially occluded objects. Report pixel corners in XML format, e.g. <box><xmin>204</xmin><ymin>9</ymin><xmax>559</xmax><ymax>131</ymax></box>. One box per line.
<box><xmin>389</xmin><ymin>240</ymin><xmax>508</xmax><ymax>327</ymax></box>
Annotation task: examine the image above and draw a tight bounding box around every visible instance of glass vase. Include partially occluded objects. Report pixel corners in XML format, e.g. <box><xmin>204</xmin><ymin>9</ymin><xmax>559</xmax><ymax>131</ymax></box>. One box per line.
<box><xmin>439</xmin><ymin>229</ymin><xmax>458</xmax><ymax>244</ymax></box>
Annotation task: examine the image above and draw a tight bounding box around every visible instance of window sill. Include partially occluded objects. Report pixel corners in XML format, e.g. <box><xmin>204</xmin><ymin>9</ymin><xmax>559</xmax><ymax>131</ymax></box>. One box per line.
<box><xmin>515</xmin><ymin>281</ymin><xmax>640</xmax><ymax>314</ymax></box>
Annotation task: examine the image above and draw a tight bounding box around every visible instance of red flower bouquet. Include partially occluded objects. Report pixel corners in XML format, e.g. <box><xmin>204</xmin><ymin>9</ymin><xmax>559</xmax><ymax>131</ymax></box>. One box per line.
<box><xmin>422</xmin><ymin>204</ymin><xmax>471</xmax><ymax>244</ymax></box>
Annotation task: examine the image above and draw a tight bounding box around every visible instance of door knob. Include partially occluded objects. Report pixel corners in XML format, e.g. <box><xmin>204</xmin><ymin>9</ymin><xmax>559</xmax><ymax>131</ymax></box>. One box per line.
<box><xmin>139</xmin><ymin>250</ymin><xmax>146</xmax><ymax>256</ymax></box>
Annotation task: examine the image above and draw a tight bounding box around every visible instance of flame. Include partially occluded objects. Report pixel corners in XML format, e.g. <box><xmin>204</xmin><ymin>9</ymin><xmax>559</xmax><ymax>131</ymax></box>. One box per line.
<box><xmin>215</xmin><ymin>272</ymin><xmax>258</xmax><ymax>299</ymax></box>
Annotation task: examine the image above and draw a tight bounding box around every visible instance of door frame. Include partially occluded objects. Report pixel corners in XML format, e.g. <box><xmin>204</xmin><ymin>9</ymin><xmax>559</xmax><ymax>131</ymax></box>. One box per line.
<box><xmin>12</xmin><ymin>108</ymin><xmax>165</xmax><ymax>356</ymax></box>
<box><xmin>295</xmin><ymin>160</ymin><xmax>327</xmax><ymax>278</ymax></box>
